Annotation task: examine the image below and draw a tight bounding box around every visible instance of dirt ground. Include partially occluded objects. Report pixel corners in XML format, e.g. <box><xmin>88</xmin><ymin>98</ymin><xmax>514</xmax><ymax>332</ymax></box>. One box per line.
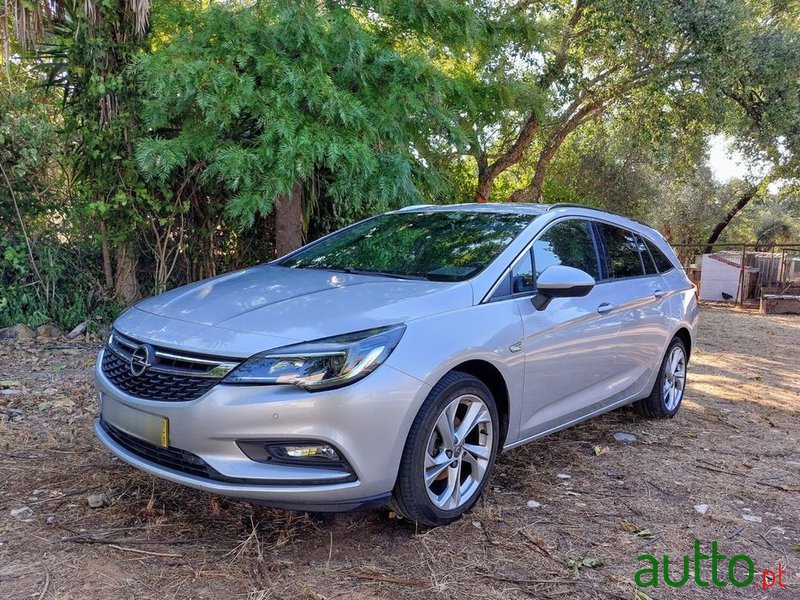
<box><xmin>1</xmin><ymin>305</ymin><xmax>798</xmax><ymax>599</ymax></box>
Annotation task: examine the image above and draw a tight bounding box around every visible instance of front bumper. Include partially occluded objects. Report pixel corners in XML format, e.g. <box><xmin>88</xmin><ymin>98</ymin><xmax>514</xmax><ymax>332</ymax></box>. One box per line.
<box><xmin>94</xmin><ymin>349</ymin><xmax>430</xmax><ymax>510</ymax></box>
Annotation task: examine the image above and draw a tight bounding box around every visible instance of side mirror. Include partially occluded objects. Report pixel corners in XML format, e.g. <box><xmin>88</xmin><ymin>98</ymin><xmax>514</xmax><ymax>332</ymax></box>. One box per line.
<box><xmin>532</xmin><ymin>265</ymin><xmax>595</xmax><ymax>311</ymax></box>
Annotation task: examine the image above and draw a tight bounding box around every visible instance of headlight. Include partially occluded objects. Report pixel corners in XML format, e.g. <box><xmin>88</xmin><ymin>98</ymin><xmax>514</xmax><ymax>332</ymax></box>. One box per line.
<box><xmin>222</xmin><ymin>324</ymin><xmax>406</xmax><ymax>390</ymax></box>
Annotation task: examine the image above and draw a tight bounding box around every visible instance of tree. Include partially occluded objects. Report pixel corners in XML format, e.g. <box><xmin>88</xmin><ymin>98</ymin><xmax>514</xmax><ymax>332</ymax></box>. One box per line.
<box><xmin>452</xmin><ymin>0</ymin><xmax>795</xmax><ymax>204</ymax></box>
<box><xmin>701</xmin><ymin>3</ymin><xmax>800</xmax><ymax>249</ymax></box>
<box><xmin>3</xmin><ymin>0</ymin><xmax>154</xmax><ymax>303</ymax></box>
<box><xmin>135</xmin><ymin>0</ymin><xmax>468</xmax><ymax>255</ymax></box>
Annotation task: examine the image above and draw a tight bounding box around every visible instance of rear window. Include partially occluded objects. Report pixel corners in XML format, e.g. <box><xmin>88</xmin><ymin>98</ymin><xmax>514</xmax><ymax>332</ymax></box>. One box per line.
<box><xmin>597</xmin><ymin>223</ymin><xmax>645</xmax><ymax>279</ymax></box>
<box><xmin>645</xmin><ymin>238</ymin><xmax>676</xmax><ymax>273</ymax></box>
<box><xmin>280</xmin><ymin>211</ymin><xmax>534</xmax><ymax>282</ymax></box>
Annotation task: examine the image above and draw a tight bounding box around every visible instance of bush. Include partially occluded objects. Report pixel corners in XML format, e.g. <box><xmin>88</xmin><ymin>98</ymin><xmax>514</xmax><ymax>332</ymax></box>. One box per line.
<box><xmin>0</xmin><ymin>237</ymin><xmax>121</xmax><ymax>332</ymax></box>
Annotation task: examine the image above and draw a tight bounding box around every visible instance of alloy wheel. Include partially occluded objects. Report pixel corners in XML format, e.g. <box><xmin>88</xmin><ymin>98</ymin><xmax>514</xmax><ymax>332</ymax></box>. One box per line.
<box><xmin>424</xmin><ymin>394</ymin><xmax>494</xmax><ymax>510</ymax></box>
<box><xmin>662</xmin><ymin>345</ymin><xmax>686</xmax><ymax>411</ymax></box>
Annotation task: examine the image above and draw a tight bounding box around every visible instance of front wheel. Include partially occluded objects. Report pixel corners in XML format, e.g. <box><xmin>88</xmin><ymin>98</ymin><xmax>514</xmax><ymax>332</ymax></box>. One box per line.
<box><xmin>634</xmin><ymin>337</ymin><xmax>688</xmax><ymax>419</ymax></box>
<box><xmin>391</xmin><ymin>372</ymin><xmax>499</xmax><ymax>527</ymax></box>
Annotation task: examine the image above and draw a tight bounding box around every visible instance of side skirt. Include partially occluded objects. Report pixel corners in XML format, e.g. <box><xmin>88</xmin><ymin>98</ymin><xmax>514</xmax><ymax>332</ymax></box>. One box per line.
<box><xmin>501</xmin><ymin>393</ymin><xmax>644</xmax><ymax>452</ymax></box>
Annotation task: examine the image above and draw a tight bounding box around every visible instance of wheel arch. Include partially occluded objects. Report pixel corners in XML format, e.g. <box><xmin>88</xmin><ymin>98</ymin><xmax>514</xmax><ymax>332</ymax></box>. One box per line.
<box><xmin>673</xmin><ymin>326</ymin><xmax>692</xmax><ymax>360</ymax></box>
<box><xmin>449</xmin><ymin>360</ymin><xmax>510</xmax><ymax>449</ymax></box>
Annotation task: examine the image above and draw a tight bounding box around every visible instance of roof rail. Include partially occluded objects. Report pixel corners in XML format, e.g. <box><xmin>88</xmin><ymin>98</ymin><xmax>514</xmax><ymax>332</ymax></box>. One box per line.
<box><xmin>395</xmin><ymin>204</ymin><xmax>434</xmax><ymax>212</ymax></box>
<box><xmin>545</xmin><ymin>202</ymin><xmax>651</xmax><ymax>226</ymax></box>
<box><xmin>545</xmin><ymin>203</ymin><xmax>608</xmax><ymax>213</ymax></box>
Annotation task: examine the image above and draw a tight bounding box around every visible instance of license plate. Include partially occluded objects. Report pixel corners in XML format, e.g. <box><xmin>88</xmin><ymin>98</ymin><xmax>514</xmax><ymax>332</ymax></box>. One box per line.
<box><xmin>102</xmin><ymin>396</ymin><xmax>169</xmax><ymax>448</ymax></box>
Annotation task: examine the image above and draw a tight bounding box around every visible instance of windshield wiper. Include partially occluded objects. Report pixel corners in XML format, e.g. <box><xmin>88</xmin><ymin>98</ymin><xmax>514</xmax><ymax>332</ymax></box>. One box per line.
<box><xmin>338</xmin><ymin>267</ymin><xmax>429</xmax><ymax>281</ymax></box>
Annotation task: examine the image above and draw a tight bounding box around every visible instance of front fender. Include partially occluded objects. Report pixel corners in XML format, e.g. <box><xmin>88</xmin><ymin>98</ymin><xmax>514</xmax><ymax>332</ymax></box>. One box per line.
<box><xmin>385</xmin><ymin>301</ymin><xmax>525</xmax><ymax>446</ymax></box>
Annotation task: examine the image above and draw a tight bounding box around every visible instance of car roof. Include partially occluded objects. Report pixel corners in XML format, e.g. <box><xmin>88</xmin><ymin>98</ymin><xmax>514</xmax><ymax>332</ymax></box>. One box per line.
<box><xmin>393</xmin><ymin>202</ymin><xmax>665</xmax><ymax>243</ymax></box>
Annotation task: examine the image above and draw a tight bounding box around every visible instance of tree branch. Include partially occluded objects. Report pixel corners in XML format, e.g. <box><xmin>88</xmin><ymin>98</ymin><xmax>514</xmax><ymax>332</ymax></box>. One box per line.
<box><xmin>508</xmin><ymin>99</ymin><xmax>604</xmax><ymax>202</ymax></box>
<box><xmin>475</xmin><ymin>0</ymin><xmax>585</xmax><ymax>200</ymax></box>
<box><xmin>703</xmin><ymin>183</ymin><xmax>765</xmax><ymax>253</ymax></box>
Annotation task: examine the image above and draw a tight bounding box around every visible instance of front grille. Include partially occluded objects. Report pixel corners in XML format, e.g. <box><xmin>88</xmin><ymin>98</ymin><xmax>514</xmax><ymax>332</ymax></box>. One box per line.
<box><xmin>101</xmin><ymin>331</ymin><xmax>239</xmax><ymax>402</ymax></box>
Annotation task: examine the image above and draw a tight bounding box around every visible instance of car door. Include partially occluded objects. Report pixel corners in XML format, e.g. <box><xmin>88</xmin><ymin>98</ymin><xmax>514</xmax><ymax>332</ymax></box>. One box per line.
<box><xmin>595</xmin><ymin>223</ymin><xmax>673</xmax><ymax>399</ymax></box>
<box><xmin>510</xmin><ymin>218</ymin><xmax>623</xmax><ymax>440</ymax></box>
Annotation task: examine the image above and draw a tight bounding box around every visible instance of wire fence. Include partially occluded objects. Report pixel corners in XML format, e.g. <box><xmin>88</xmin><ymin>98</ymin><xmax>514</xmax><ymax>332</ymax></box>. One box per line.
<box><xmin>671</xmin><ymin>243</ymin><xmax>800</xmax><ymax>309</ymax></box>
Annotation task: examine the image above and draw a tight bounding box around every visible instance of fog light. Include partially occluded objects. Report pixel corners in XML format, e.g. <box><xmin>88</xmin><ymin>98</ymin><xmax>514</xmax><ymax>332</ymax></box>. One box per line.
<box><xmin>274</xmin><ymin>444</ymin><xmax>340</xmax><ymax>461</ymax></box>
<box><xmin>237</xmin><ymin>440</ymin><xmax>352</xmax><ymax>473</ymax></box>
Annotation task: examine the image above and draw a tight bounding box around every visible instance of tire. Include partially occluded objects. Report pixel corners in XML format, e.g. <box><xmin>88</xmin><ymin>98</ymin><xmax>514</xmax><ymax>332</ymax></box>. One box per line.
<box><xmin>634</xmin><ymin>337</ymin><xmax>688</xmax><ymax>419</ymax></box>
<box><xmin>391</xmin><ymin>371</ymin><xmax>499</xmax><ymax>527</ymax></box>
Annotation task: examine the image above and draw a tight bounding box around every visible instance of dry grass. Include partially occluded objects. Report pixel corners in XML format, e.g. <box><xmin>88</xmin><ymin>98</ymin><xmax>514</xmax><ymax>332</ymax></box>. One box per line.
<box><xmin>1</xmin><ymin>305</ymin><xmax>798</xmax><ymax>599</ymax></box>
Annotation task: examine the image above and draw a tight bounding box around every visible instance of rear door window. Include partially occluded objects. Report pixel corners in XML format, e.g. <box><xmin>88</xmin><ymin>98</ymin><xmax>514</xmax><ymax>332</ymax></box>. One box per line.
<box><xmin>597</xmin><ymin>223</ymin><xmax>645</xmax><ymax>279</ymax></box>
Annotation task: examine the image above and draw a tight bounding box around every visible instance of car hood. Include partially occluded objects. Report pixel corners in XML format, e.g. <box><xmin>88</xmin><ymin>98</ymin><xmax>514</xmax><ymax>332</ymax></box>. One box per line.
<box><xmin>114</xmin><ymin>265</ymin><xmax>472</xmax><ymax>357</ymax></box>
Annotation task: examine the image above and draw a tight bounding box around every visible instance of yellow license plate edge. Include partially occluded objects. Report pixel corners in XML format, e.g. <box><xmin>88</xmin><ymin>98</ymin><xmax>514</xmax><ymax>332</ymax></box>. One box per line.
<box><xmin>160</xmin><ymin>418</ymin><xmax>169</xmax><ymax>448</ymax></box>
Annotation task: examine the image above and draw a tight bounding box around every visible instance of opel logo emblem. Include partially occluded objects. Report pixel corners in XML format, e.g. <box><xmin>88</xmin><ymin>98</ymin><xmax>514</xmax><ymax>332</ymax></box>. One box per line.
<box><xmin>130</xmin><ymin>343</ymin><xmax>155</xmax><ymax>376</ymax></box>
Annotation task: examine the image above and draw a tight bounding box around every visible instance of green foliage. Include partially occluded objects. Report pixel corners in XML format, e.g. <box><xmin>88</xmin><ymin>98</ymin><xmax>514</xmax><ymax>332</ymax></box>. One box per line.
<box><xmin>40</xmin><ymin>0</ymin><xmax>159</xmax><ymax>243</ymax></box>
<box><xmin>0</xmin><ymin>68</ymin><xmax>122</xmax><ymax>330</ymax></box>
<box><xmin>2</xmin><ymin>0</ymin><xmax>799</xmax><ymax>331</ymax></box>
<box><xmin>135</xmin><ymin>0</ymin><xmax>470</xmax><ymax>229</ymax></box>
<box><xmin>0</xmin><ymin>237</ymin><xmax>121</xmax><ymax>330</ymax></box>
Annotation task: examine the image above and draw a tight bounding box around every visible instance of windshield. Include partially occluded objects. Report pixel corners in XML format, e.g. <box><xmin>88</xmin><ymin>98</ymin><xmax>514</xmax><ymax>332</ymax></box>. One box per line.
<box><xmin>279</xmin><ymin>211</ymin><xmax>534</xmax><ymax>281</ymax></box>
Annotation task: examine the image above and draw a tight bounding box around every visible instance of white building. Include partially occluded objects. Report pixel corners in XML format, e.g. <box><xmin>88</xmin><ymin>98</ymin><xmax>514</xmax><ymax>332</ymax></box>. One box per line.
<box><xmin>698</xmin><ymin>253</ymin><xmax>757</xmax><ymax>303</ymax></box>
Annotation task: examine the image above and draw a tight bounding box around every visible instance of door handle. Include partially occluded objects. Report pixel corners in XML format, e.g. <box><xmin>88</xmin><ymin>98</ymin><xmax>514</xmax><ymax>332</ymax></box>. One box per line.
<box><xmin>654</xmin><ymin>289</ymin><xmax>665</xmax><ymax>299</ymax></box>
<box><xmin>597</xmin><ymin>302</ymin><xmax>616</xmax><ymax>315</ymax></box>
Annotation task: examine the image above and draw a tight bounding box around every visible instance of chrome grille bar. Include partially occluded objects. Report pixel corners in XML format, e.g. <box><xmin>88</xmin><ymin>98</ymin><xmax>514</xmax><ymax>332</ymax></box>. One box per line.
<box><xmin>107</xmin><ymin>331</ymin><xmax>240</xmax><ymax>379</ymax></box>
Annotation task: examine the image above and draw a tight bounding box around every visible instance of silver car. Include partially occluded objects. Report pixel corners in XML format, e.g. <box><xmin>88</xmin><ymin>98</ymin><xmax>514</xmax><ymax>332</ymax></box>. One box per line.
<box><xmin>95</xmin><ymin>203</ymin><xmax>697</xmax><ymax>526</ymax></box>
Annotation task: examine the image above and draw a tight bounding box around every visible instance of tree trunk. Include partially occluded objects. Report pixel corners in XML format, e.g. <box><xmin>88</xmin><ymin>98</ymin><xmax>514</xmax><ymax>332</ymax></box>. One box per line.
<box><xmin>99</xmin><ymin>219</ymin><xmax>114</xmax><ymax>289</ymax></box>
<box><xmin>113</xmin><ymin>242</ymin><xmax>139</xmax><ymax>304</ymax></box>
<box><xmin>473</xmin><ymin>112</ymin><xmax>541</xmax><ymax>203</ymax></box>
<box><xmin>703</xmin><ymin>186</ymin><xmax>759</xmax><ymax>254</ymax></box>
<box><xmin>275</xmin><ymin>180</ymin><xmax>304</xmax><ymax>257</ymax></box>
<box><xmin>507</xmin><ymin>144</ymin><xmax>556</xmax><ymax>202</ymax></box>
<box><xmin>475</xmin><ymin>169</ymin><xmax>493</xmax><ymax>203</ymax></box>
<box><xmin>508</xmin><ymin>102</ymin><xmax>601</xmax><ymax>203</ymax></box>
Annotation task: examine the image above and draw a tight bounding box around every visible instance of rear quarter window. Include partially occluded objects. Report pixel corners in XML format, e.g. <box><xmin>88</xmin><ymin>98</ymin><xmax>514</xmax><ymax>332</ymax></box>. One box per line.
<box><xmin>644</xmin><ymin>239</ymin><xmax>676</xmax><ymax>273</ymax></box>
<box><xmin>635</xmin><ymin>234</ymin><xmax>659</xmax><ymax>275</ymax></box>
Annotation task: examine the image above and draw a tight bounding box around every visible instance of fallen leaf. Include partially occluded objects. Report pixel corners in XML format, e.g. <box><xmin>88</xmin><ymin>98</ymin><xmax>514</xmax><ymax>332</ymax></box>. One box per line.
<box><xmin>580</xmin><ymin>558</ymin><xmax>603</xmax><ymax>568</ymax></box>
<box><xmin>593</xmin><ymin>445</ymin><xmax>609</xmax><ymax>456</ymax></box>
<box><xmin>566</xmin><ymin>557</ymin><xmax>604</xmax><ymax>579</ymax></box>
<box><xmin>620</xmin><ymin>521</ymin><xmax>652</xmax><ymax>537</ymax></box>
